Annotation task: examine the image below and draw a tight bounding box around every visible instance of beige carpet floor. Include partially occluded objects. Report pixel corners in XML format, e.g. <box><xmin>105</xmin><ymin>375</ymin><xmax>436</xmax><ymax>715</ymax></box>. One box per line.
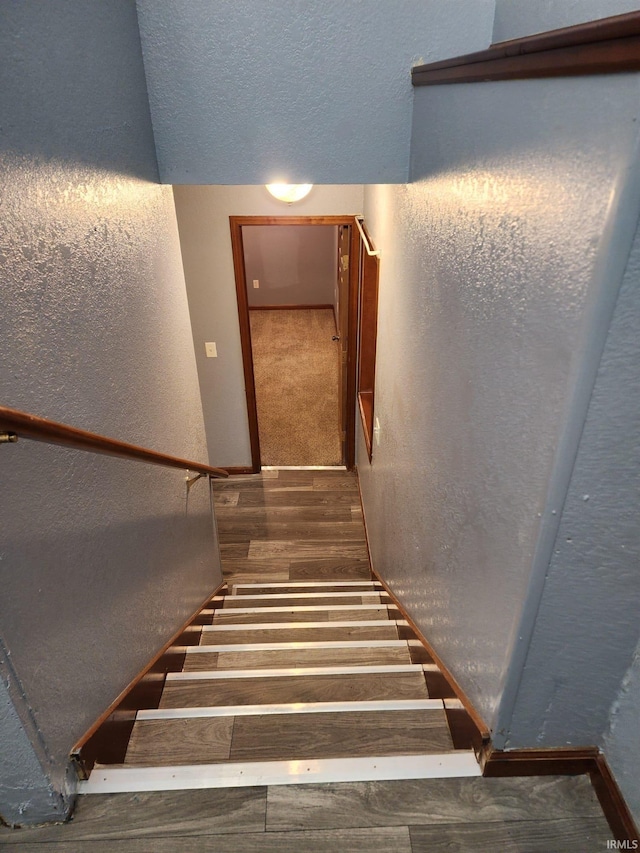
<box><xmin>249</xmin><ymin>308</ymin><xmax>342</xmax><ymax>465</ymax></box>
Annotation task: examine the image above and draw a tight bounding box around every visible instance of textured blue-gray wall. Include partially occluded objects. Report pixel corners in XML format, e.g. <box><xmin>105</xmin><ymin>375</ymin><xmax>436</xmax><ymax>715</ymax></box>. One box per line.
<box><xmin>244</xmin><ymin>225</ymin><xmax>337</xmax><ymax>308</ymax></box>
<box><xmin>493</xmin><ymin>0</ymin><xmax>640</xmax><ymax>42</ymax></box>
<box><xmin>506</xmin><ymin>216</ymin><xmax>640</xmax><ymax>814</ymax></box>
<box><xmin>357</xmin><ymin>72</ymin><xmax>640</xmax><ymax>742</ymax></box>
<box><xmin>0</xmin><ymin>0</ymin><xmax>220</xmax><ymax>825</ymax></box>
<box><xmin>604</xmin><ymin>636</ymin><xmax>640</xmax><ymax>823</ymax></box>
<box><xmin>135</xmin><ymin>0</ymin><xmax>494</xmax><ymax>184</ymax></box>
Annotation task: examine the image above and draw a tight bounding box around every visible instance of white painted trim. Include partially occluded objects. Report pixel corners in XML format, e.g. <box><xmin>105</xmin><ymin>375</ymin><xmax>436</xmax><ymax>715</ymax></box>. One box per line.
<box><xmin>167</xmin><ymin>663</ymin><xmax>436</xmax><ymax>681</ymax></box>
<box><xmin>221</xmin><ymin>591</ymin><xmax>388</xmax><ymax>601</ymax></box>
<box><xmin>211</xmin><ymin>604</ymin><xmax>396</xmax><ymax>615</ymax></box>
<box><xmin>200</xmin><ymin>620</ymin><xmax>403</xmax><ymax>632</ymax></box>
<box><xmin>79</xmin><ymin>752</ymin><xmax>480</xmax><ymax>794</ymax></box>
<box><xmin>260</xmin><ymin>466</ymin><xmax>348</xmax><ymax>471</ymax></box>
<box><xmin>137</xmin><ymin>699</ymin><xmax>445</xmax><ymax>720</ymax></box>
<box><xmin>186</xmin><ymin>640</ymin><xmax>409</xmax><ymax>653</ymax></box>
<box><xmin>231</xmin><ymin>581</ymin><xmax>381</xmax><ymax>590</ymax></box>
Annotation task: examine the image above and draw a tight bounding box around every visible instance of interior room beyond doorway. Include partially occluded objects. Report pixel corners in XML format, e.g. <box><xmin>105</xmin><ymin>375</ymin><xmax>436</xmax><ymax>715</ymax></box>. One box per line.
<box><xmin>243</xmin><ymin>224</ymin><xmax>342</xmax><ymax>466</ymax></box>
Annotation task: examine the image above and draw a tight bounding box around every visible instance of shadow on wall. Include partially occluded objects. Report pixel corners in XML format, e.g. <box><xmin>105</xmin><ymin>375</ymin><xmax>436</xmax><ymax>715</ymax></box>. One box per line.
<box><xmin>0</xmin><ymin>1</ymin><xmax>158</xmax><ymax>181</ymax></box>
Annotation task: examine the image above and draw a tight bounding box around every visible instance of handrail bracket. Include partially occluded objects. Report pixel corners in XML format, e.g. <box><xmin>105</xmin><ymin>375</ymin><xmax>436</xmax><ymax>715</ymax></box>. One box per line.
<box><xmin>185</xmin><ymin>471</ymin><xmax>207</xmax><ymax>487</ymax></box>
<box><xmin>0</xmin><ymin>432</ymin><xmax>18</xmax><ymax>444</ymax></box>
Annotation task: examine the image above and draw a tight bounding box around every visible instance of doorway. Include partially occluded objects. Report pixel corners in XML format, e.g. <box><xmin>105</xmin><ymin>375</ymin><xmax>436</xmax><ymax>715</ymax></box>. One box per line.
<box><xmin>230</xmin><ymin>216</ymin><xmax>358</xmax><ymax>472</ymax></box>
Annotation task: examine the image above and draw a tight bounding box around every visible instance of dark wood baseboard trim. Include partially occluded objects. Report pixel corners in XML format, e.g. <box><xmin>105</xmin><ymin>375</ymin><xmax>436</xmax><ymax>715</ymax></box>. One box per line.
<box><xmin>412</xmin><ymin>10</ymin><xmax>640</xmax><ymax>85</ymax></box>
<box><xmin>248</xmin><ymin>304</ymin><xmax>333</xmax><ymax>311</ymax></box>
<box><xmin>222</xmin><ymin>466</ymin><xmax>258</xmax><ymax>475</ymax></box>
<box><xmin>481</xmin><ymin>744</ymin><xmax>599</xmax><ymax>776</ymax></box>
<box><xmin>593</xmin><ymin>751</ymin><xmax>640</xmax><ymax>844</ymax></box>
<box><xmin>482</xmin><ymin>746</ymin><xmax>639</xmax><ymax>843</ymax></box>
<box><xmin>354</xmin><ymin>466</ymin><xmax>491</xmax><ymax>749</ymax></box>
<box><xmin>71</xmin><ymin>580</ymin><xmax>225</xmax><ymax>777</ymax></box>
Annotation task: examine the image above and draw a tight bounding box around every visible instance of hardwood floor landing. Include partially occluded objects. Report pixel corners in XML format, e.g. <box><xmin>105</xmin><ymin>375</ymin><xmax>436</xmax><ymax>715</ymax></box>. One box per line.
<box><xmin>2</xmin><ymin>777</ymin><xmax>612</xmax><ymax>850</ymax></box>
<box><xmin>213</xmin><ymin>470</ymin><xmax>367</xmax><ymax>586</ymax></box>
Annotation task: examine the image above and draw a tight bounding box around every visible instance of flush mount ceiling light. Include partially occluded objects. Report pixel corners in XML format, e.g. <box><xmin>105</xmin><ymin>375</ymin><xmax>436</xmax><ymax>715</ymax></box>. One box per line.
<box><xmin>265</xmin><ymin>183</ymin><xmax>313</xmax><ymax>203</ymax></box>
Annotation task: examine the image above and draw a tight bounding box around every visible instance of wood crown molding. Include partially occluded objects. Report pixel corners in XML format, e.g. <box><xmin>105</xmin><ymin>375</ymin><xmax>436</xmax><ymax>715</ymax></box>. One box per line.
<box><xmin>412</xmin><ymin>10</ymin><xmax>640</xmax><ymax>85</ymax></box>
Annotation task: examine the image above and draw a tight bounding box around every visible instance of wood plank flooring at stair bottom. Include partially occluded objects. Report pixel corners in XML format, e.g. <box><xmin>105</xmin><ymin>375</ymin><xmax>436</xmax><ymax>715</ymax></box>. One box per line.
<box><xmin>1</xmin><ymin>777</ymin><xmax>612</xmax><ymax>851</ymax></box>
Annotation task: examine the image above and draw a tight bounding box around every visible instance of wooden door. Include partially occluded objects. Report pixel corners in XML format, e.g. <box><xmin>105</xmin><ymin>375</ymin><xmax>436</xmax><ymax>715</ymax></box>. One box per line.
<box><xmin>230</xmin><ymin>216</ymin><xmax>358</xmax><ymax>472</ymax></box>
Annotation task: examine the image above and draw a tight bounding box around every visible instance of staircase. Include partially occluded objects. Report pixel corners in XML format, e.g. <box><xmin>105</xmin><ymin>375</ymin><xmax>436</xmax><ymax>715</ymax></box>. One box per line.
<box><xmin>60</xmin><ymin>471</ymin><xmax>617</xmax><ymax>853</ymax></box>
<box><xmin>79</xmin><ymin>575</ymin><xmax>480</xmax><ymax>793</ymax></box>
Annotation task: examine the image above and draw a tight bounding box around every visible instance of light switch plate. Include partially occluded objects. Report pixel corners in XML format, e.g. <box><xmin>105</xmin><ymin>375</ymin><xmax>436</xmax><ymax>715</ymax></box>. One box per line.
<box><xmin>205</xmin><ymin>342</ymin><xmax>217</xmax><ymax>358</ymax></box>
<box><xmin>252</xmin><ymin>279</ymin><xmax>260</xmax><ymax>288</ymax></box>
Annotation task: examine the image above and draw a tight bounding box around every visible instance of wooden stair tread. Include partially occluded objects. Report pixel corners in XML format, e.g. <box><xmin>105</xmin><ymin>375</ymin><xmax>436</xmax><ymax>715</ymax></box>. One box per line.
<box><xmin>212</xmin><ymin>608</ymin><xmax>390</xmax><ymax>624</ymax></box>
<box><xmin>232</xmin><ymin>583</ymin><xmax>380</xmax><ymax>595</ymax></box>
<box><xmin>182</xmin><ymin>646</ymin><xmax>413</xmax><ymax>672</ymax></box>
<box><xmin>221</xmin><ymin>594</ymin><xmax>385</xmax><ymax>608</ymax></box>
<box><xmin>159</xmin><ymin>672</ymin><xmax>431</xmax><ymax>708</ymax></box>
<box><xmin>199</xmin><ymin>625</ymin><xmax>399</xmax><ymax>644</ymax></box>
<box><xmin>124</xmin><ymin>710</ymin><xmax>454</xmax><ymax>767</ymax></box>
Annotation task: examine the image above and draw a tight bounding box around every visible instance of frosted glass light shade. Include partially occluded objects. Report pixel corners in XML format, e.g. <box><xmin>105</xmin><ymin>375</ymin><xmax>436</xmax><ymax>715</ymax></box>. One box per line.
<box><xmin>265</xmin><ymin>183</ymin><xmax>313</xmax><ymax>203</ymax></box>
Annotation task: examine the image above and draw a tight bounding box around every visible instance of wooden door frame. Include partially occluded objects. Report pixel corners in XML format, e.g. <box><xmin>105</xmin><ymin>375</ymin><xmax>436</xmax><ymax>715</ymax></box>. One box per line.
<box><xmin>229</xmin><ymin>215</ymin><xmax>359</xmax><ymax>472</ymax></box>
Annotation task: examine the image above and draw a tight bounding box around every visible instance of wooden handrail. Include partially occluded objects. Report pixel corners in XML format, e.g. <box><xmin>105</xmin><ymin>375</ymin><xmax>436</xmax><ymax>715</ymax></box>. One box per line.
<box><xmin>412</xmin><ymin>10</ymin><xmax>640</xmax><ymax>86</ymax></box>
<box><xmin>0</xmin><ymin>406</ymin><xmax>229</xmax><ymax>478</ymax></box>
<box><xmin>355</xmin><ymin>217</ymin><xmax>380</xmax><ymax>258</ymax></box>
